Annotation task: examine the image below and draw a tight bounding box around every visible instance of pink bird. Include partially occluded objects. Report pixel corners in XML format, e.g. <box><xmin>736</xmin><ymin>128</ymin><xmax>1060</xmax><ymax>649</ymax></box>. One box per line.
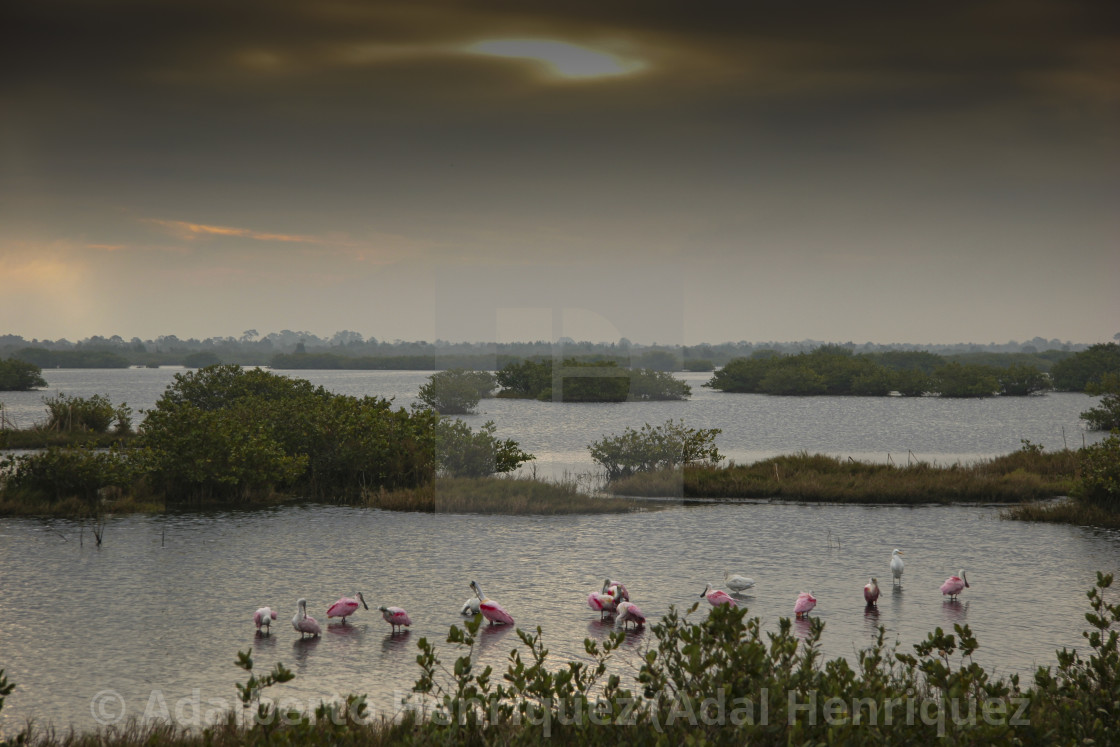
<box><xmin>588</xmin><ymin>578</ymin><xmax>620</xmax><ymax>619</ymax></box>
<box><xmin>863</xmin><ymin>578</ymin><xmax>880</xmax><ymax>606</ymax></box>
<box><xmin>253</xmin><ymin>606</ymin><xmax>278</xmax><ymax>634</ymax></box>
<box><xmin>327</xmin><ymin>592</ymin><xmax>368</xmax><ymax>623</ymax></box>
<box><xmin>292</xmin><ymin>599</ymin><xmax>321</xmax><ymax>638</ymax></box>
<box><xmin>377</xmin><ymin>605</ymin><xmax>412</xmax><ymax>634</ymax></box>
<box><xmin>470</xmin><ymin>580</ymin><xmax>514</xmax><ymax>626</ymax></box>
<box><xmin>615</xmin><ymin>600</ymin><xmax>646</xmax><ymax>630</ymax></box>
<box><xmin>940</xmin><ymin>570</ymin><xmax>970</xmax><ymax>601</ymax></box>
<box><xmin>794</xmin><ymin>591</ymin><xmax>817</xmax><ymax>619</ymax></box>
<box><xmin>606</xmin><ymin>580</ymin><xmax>630</xmax><ymax>602</ymax></box>
<box><xmin>701</xmin><ymin>584</ymin><xmax>738</xmax><ymax>607</ymax></box>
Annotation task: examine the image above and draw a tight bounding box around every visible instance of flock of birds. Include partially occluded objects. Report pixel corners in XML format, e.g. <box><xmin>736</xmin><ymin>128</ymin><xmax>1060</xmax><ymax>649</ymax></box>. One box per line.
<box><xmin>252</xmin><ymin>550</ymin><xmax>972</xmax><ymax>639</ymax></box>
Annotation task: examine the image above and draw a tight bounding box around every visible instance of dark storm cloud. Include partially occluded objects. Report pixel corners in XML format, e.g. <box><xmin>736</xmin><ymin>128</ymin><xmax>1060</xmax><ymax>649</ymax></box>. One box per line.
<box><xmin>2</xmin><ymin>0</ymin><xmax>1116</xmax><ymax>342</ymax></box>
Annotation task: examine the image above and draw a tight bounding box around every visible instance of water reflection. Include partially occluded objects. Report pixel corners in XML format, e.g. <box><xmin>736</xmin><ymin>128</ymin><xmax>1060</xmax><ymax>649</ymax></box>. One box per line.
<box><xmin>793</xmin><ymin>617</ymin><xmax>814</xmax><ymax>640</ymax></box>
<box><xmin>585</xmin><ymin>620</ymin><xmax>616</xmax><ymax>640</ymax></box>
<box><xmin>290</xmin><ymin>637</ymin><xmax>321</xmax><ymax>668</ymax></box>
<box><xmin>477</xmin><ymin>624</ymin><xmax>514</xmax><ymax>654</ymax></box>
<box><xmin>941</xmin><ymin>600</ymin><xmax>969</xmax><ymax>625</ymax></box>
<box><xmin>380</xmin><ymin>631</ymin><xmax>412</xmax><ymax>652</ymax></box>
<box><xmin>2</xmin><ymin>501</ymin><xmax>1118</xmax><ymax>733</ymax></box>
<box><xmin>326</xmin><ymin>623</ymin><xmax>363</xmax><ymax>638</ymax></box>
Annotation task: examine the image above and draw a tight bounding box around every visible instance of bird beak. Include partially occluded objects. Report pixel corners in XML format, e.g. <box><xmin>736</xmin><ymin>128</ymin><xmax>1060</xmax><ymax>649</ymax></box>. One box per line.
<box><xmin>360</xmin><ymin>593</ymin><xmax>369</xmax><ymax>610</ymax></box>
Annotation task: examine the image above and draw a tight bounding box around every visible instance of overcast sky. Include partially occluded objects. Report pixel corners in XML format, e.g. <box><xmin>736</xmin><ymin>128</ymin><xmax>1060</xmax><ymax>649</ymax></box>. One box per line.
<box><xmin>2</xmin><ymin>0</ymin><xmax>1117</xmax><ymax>346</ymax></box>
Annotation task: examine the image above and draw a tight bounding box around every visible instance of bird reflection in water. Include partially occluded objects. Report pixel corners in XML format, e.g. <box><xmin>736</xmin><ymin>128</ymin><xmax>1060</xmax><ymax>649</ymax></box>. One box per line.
<box><xmin>793</xmin><ymin>616</ymin><xmax>814</xmax><ymax>641</ymax></box>
<box><xmin>381</xmin><ymin>630</ymin><xmax>411</xmax><ymax>653</ymax></box>
<box><xmin>942</xmin><ymin>599</ymin><xmax>969</xmax><ymax>624</ymax></box>
<box><xmin>291</xmin><ymin>636</ymin><xmax>320</xmax><ymax>668</ymax></box>
<box><xmin>327</xmin><ymin>622</ymin><xmax>363</xmax><ymax>638</ymax></box>
<box><xmin>252</xmin><ymin>631</ymin><xmax>278</xmax><ymax>652</ymax></box>
<box><xmin>586</xmin><ymin>619</ymin><xmax>616</xmax><ymax>640</ymax></box>
<box><xmin>477</xmin><ymin>622</ymin><xmax>514</xmax><ymax>654</ymax></box>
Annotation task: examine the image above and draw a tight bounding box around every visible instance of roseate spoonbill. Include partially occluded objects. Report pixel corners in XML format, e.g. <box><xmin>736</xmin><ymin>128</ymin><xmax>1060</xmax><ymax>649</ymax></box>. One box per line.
<box><xmin>588</xmin><ymin>578</ymin><xmax>620</xmax><ymax>620</ymax></box>
<box><xmin>606</xmin><ymin>580</ymin><xmax>630</xmax><ymax>602</ymax></box>
<box><xmin>327</xmin><ymin>592</ymin><xmax>368</xmax><ymax>623</ymax></box>
<box><xmin>460</xmin><ymin>597</ymin><xmax>481</xmax><ymax>616</ymax></box>
<box><xmin>890</xmin><ymin>549</ymin><xmax>905</xmax><ymax>586</ymax></box>
<box><xmin>470</xmin><ymin>580</ymin><xmax>515</xmax><ymax>626</ymax></box>
<box><xmin>292</xmin><ymin>599</ymin><xmax>321</xmax><ymax>638</ymax></box>
<box><xmin>615</xmin><ymin>600</ymin><xmax>646</xmax><ymax>630</ymax></box>
<box><xmin>794</xmin><ymin>591</ymin><xmax>817</xmax><ymax>619</ymax></box>
<box><xmin>863</xmin><ymin>578</ymin><xmax>880</xmax><ymax>606</ymax></box>
<box><xmin>940</xmin><ymin>570</ymin><xmax>970</xmax><ymax>601</ymax></box>
<box><xmin>378</xmin><ymin>605</ymin><xmax>412</xmax><ymax>634</ymax></box>
<box><xmin>254</xmin><ymin>606</ymin><xmax>277</xmax><ymax>634</ymax></box>
<box><xmin>724</xmin><ymin>572</ymin><xmax>755</xmax><ymax>593</ymax></box>
<box><xmin>701</xmin><ymin>584</ymin><xmax>737</xmax><ymax>607</ymax></box>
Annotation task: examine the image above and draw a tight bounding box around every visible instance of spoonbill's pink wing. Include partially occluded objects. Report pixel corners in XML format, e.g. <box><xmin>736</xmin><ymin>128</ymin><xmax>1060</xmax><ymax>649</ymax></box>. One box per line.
<box><xmin>480</xmin><ymin>599</ymin><xmax>515</xmax><ymax>625</ymax></box>
<box><xmin>327</xmin><ymin>598</ymin><xmax>359</xmax><ymax>618</ymax></box>
<box><xmin>940</xmin><ymin>577</ymin><xmax>965</xmax><ymax>596</ymax></box>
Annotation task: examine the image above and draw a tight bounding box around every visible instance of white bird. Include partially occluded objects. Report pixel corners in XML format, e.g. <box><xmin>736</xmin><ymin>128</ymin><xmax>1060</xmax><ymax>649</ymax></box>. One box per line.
<box><xmin>292</xmin><ymin>599</ymin><xmax>321</xmax><ymax>638</ymax></box>
<box><xmin>891</xmin><ymin>549</ymin><xmax>905</xmax><ymax>586</ymax></box>
<box><xmin>724</xmin><ymin>572</ymin><xmax>755</xmax><ymax>593</ymax></box>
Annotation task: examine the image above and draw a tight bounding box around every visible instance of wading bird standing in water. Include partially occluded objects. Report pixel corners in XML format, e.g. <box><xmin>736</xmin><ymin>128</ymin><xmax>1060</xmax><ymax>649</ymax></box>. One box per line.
<box><xmin>470</xmin><ymin>580</ymin><xmax>514</xmax><ymax>625</ymax></box>
<box><xmin>292</xmin><ymin>599</ymin><xmax>321</xmax><ymax>638</ymax></box>
<box><xmin>701</xmin><ymin>584</ymin><xmax>737</xmax><ymax>607</ymax></box>
<box><xmin>940</xmin><ymin>570</ymin><xmax>970</xmax><ymax>601</ymax></box>
<box><xmin>327</xmin><ymin>592</ymin><xmax>368</xmax><ymax>624</ymax></box>
<box><xmin>891</xmin><ymin>549</ymin><xmax>905</xmax><ymax>586</ymax></box>
<box><xmin>864</xmin><ymin>578</ymin><xmax>880</xmax><ymax>606</ymax></box>
<box><xmin>724</xmin><ymin>572</ymin><xmax>755</xmax><ymax>593</ymax></box>
<box><xmin>377</xmin><ymin>605</ymin><xmax>412</xmax><ymax>634</ymax></box>
<box><xmin>588</xmin><ymin>578</ymin><xmax>620</xmax><ymax>620</ymax></box>
<box><xmin>794</xmin><ymin>591</ymin><xmax>817</xmax><ymax>619</ymax></box>
<box><xmin>615</xmin><ymin>600</ymin><xmax>646</xmax><ymax>630</ymax></box>
<box><xmin>254</xmin><ymin>606</ymin><xmax>277</xmax><ymax>634</ymax></box>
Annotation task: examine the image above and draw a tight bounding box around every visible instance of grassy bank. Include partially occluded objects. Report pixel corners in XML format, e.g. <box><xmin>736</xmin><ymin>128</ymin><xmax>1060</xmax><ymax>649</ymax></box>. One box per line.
<box><xmin>0</xmin><ymin>477</ymin><xmax>643</xmax><ymax>518</ymax></box>
<box><xmin>1001</xmin><ymin>497</ymin><xmax>1120</xmax><ymax>529</ymax></box>
<box><xmin>362</xmin><ymin>476</ymin><xmax>645</xmax><ymax>514</ymax></box>
<box><xmin>606</xmin><ymin>449</ymin><xmax>1079</xmax><ymax>504</ymax></box>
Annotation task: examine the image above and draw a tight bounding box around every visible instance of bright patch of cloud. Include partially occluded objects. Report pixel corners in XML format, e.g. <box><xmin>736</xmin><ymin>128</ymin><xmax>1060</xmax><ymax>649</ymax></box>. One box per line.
<box><xmin>467</xmin><ymin>39</ymin><xmax>644</xmax><ymax>79</ymax></box>
<box><xmin>146</xmin><ymin>219</ymin><xmax>328</xmax><ymax>244</ymax></box>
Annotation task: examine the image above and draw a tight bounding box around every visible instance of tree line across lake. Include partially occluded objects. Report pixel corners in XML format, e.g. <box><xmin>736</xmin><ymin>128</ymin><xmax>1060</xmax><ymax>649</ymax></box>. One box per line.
<box><xmin>6</xmin><ymin>342</ymin><xmax>1119</xmax><ymax>401</ymax></box>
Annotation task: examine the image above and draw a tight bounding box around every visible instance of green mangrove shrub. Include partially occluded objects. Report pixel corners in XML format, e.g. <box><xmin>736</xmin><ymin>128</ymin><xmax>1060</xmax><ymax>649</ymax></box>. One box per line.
<box><xmin>418</xmin><ymin>369</ymin><xmax>496</xmax><ymax>414</ymax></box>
<box><xmin>435</xmin><ymin>418</ymin><xmax>534</xmax><ymax>478</ymax></box>
<box><xmin>1082</xmin><ymin>372</ymin><xmax>1120</xmax><ymax>431</ymax></box>
<box><xmin>0</xmin><ymin>357</ymin><xmax>46</xmax><ymax>391</ymax></box>
<box><xmin>589</xmin><ymin>419</ymin><xmax>723</xmax><ymax>481</ymax></box>
<box><xmin>1076</xmin><ymin>434</ymin><xmax>1120</xmax><ymax>508</ymax></box>
<box><xmin>1</xmin><ymin>446</ymin><xmax>135</xmax><ymax>506</ymax></box>
<box><xmin>42</xmin><ymin>393</ymin><xmax>132</xmax><ymax>433</ymax></box>
<box><xmin>138</xmin><ymin>365</ymin><xmax>438</xmax><ymax>502</ymax></box>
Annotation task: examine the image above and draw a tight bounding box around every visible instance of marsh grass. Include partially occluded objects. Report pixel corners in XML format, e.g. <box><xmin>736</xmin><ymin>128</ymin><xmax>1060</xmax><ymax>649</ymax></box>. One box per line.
<box><xmin>0</xmin><ymin>428</ymin><xmax>136</xmax><ymax>450</ymax></box>
<box><xmin>1002</xmin><ymin>497</ymin><xmax>1120</xmax><ymax>529</ymax></box>
<box><xmin>606</xmin><ymin>449</ymin><xmax>1078</xmax><ymax>504</ymax></box>
<box><xmin>361</xmin><ymin>476</ymin><xmax>646</xmax><ymax>514</ymax></box>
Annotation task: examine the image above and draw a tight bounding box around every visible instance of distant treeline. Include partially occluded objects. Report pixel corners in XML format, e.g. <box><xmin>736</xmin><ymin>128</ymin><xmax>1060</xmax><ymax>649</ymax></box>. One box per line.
<box><xmin>0</xmin><ymin>330</ymin><xmax>1098</xmax><ymax>370</ymax></box>
<box><xmin>706</xmin><ymin>344</ymin><xmax>1120</xmax><ymax>396</ymax></box>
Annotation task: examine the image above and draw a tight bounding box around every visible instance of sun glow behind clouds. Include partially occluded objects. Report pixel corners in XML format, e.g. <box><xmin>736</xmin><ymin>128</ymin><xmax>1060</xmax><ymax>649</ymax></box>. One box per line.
<box><xmin>467</xmin><ymin>39</ymin><xmax>644</xmax><ymax>79</ymax></box>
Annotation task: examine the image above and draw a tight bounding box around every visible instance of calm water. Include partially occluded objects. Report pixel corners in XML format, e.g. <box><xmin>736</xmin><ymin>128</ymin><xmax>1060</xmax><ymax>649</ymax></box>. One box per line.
<box><xmin>0</xmin><ymin>368</ymin><xmax>1109</xmax><ymax>478</ymax></box>
<box><xmin>0</xmin><ymin>369</ymin><xmax>1116</xmax><ymax>734</ymax></box>
<box><xmin>1</xmin><ymin>504</ymin><xmax>1119</xmax><ymax>734</ymax></box>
